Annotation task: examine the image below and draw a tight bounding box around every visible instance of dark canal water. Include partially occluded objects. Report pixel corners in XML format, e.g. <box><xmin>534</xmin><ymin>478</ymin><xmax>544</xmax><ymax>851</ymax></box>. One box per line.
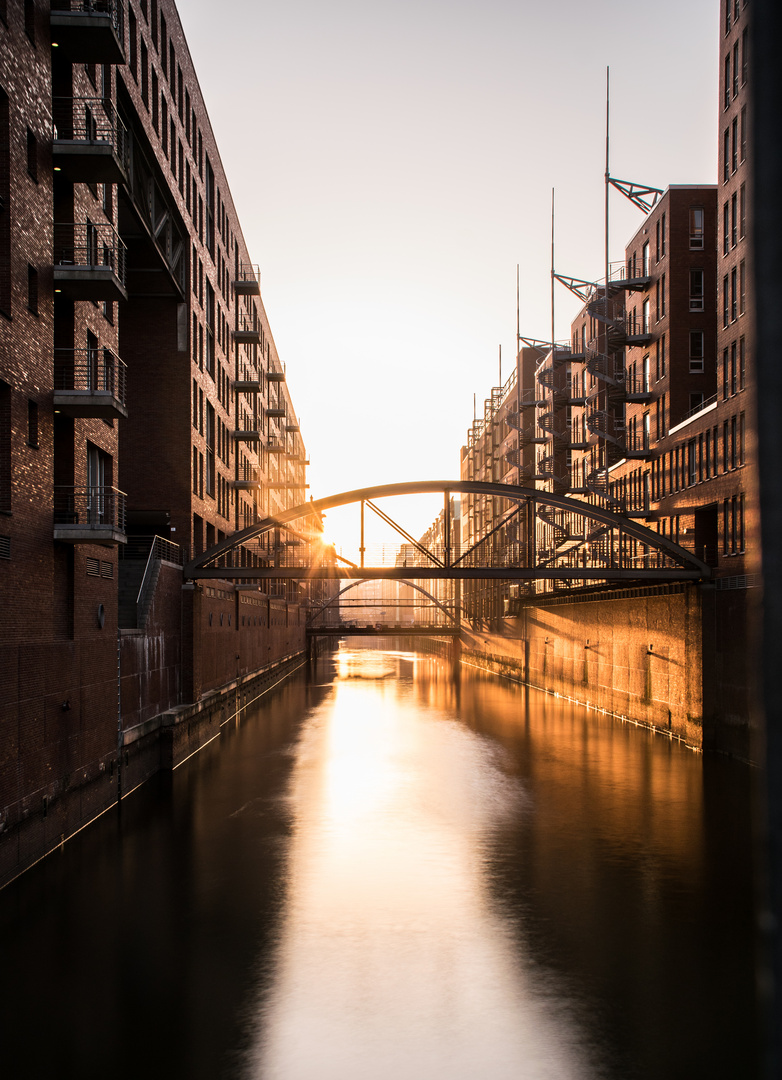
<box><xmin>1</xmin><ymin>647</ymin><xmax>759</xmax><ymax>1079</ymax></box>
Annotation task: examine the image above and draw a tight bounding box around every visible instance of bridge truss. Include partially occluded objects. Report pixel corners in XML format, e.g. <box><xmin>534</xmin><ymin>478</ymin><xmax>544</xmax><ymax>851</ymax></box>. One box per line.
<box><xmin>184</xmin><ymin>481</ymin><xmax>711</xmax><ymax>584</ymax></box>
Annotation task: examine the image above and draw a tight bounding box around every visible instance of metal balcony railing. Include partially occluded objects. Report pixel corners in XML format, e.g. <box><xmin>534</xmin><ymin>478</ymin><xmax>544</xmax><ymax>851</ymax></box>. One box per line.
<box><xmin>52</xmin><ymin>97</ymin><xmax>129</xmax><ymax>178</ymax></box>
<box><xmin>608</xmin><ymin>260</ymin><xmax>652</xmax><ymax>288</ymax></box>
<box><xmin>232</xmin><ymin>421</ymin><xmax>261</xmax><ymax>441</ymax></box>
<box><xmin>54</xmin><ymin>485</ymin><xmax>126</xmax><ymax>530</ymax></box>
<box><xmin>233</xmin><ymin>464</ymin><xmax>260</xmax><ymax>488</ymax></box>
<box><xmin>54</xmin><ymin>221</ymin><xmax>127</xmax><ymax>289</ymax></box>
<box><xmin>234</xmin><ymin>312</ymin><xmax>261</xmax><ymax>343</ymax></box>
<box><xmin>233</xmin><ymin>264</ymin><xmax>261</xmax><ymax>295</ymax></box>
<box><xmin>50</xmin><ymin>0</ymin><xmax>125</xmax><ymax>64</ymax></box>
<box><xmin>54</xmin><ymin>347</ymin><xmax>126</xmax><ymax>399</ymax></box>
<box><xmin>51</xmin><ymin>0</ymin><xmax>124</xmax><ymax>34</ymax></box>
<box><xmin>53</xmin><ymin>347</ymin><xmax>127</xmax><ymax>418</ymax></box>
<box><xmin>625</xmin><ymin>373</ymin><xmax>653</xmax><ymax>400</ymax></box>
<box><xmin>233</xmin><ymin>364</ymin><xmax>261</xmax><ymax>391</ymax></box>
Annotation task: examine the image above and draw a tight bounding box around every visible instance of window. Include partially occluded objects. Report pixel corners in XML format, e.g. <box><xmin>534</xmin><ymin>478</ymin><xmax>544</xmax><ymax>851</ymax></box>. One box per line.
<box><xmin>660</xmin><ymin>334</ymin><xmax>666</xmax><ymax>378</ymax></box>
<box><xmin>141</xmin><ymin>39</ymin><xmax>148</xmax><ymax>106</ymax></box>
<box><xmin>689</xmin><ymin>269</ymin><xmax>704</xmax><ymax>311</ymax></box>
<box><xmin>151</xmin><ymin>69</ymin><xmax>159</xmax><ymax>131</ymax></box>
<box><xmin>161</xmin><ymin>96</ymin><xmax>168</xmax><ymax>156</ymax></box>
<box><xmin>732</xmin><ymin>117</ymin><xmax>738</xmax><ymax>173</ymax></box>
<box><xmin>731</xmin><ymin>343</ymin><xmax>738</xmax><ymax>396</ymax></box>
<box><xmin>740</xmin><ymin>336</ymin><xmax>745</xmax><ymax>390</ymax></box>
<box><xmin>731</xmin><ymin>267</ymin><xmax>738</xmax><ymax>321</ymax></box>
<box><xmin>731</xmin><ymin>192</ymin><xmax>738</xmax><ymax>247</ymax></box>
<box><xmin>27</xmin><ymin>265</ymin><xmax>38</xmax><ymax>313</ymax></box>
<box><xmin>723</xmin><ymin>275</ymin><xmax>729</xmax><ymax>327</ymax></box>
<box><xmin>655</xmin><ymin>221</ymin><xmax>660</xmax><ymax>263</ymax></box>
<box><xmin>725</xmin><ymin>2</ymin><xmax>731</xmax><ymax>33</ymax></box>
<box><xmin>205</xmin><ymin>157</ymin><xmax>215</xmax><ymax>256</ymax></box>
<box><xmin>724</xmin><ymin>54</ymin><xmax>731</xmax><ymax>110</ymax></box>
<box><xmin>26</xmin><ymin>128</ymin><xmax>37</xmax><ymax>181</ymax></box>
<box><xmin>688</xmin><ymin>440</ymin><xmax>697</xmax><ymax>486</ymax></box>
<box><xmin>740</xmin><ymin>260</ymin><xmax>746</xmax><ymax>315</ymax></box>
<box><xmin>205</xmin><ymin>403</ymin><xmax>215</xmax><ymax>498</ymax></box>
<box><xmin>27</xmin><ymin>399</ymin><xmax>38</xmax><ymax>448</ymax></box>
<box><xmin>742</xmin><ymin>27</ymin><xmax>748</xmax><ymax>84</ymax></box>
<box><xmin>193</xmin><ymin>378</ymin><xmax>198</xmax><ymax>428</ymax></box>
<box><xmin>0</xmin><ymin>380</ymin><xmax>10</xmax><ymax>512</ymax></box>
<box><xmin>205</xmin><ymin>281</ymin><xmax>215</xmax><ymax>375</ymax></box>
<box><xmin>740</xmin><ymin>183</ymin><xmax>746</xmax><ymax>238</ymax></box>
<box><xmin>689</xmin><ymin>207</ymin><xmax>704</xmax><ymax>248</ymax></box>
<box><xmin>723</xmin><ymin>129</ymin><xmax>730</xmax><ymax>183</ymax></box>
<box><xmin>733</xmin><ymin>41</ymin><xmax>740</xmax><ymax>97</ymax></box>
<box><xmin>723</xmin><ymin>201</ymin><xmax>730</xmax><ymax>255</ymax></box>
<box><xmin>24</xmin><ymin>0</ymin><xmax>34</xmax><ymax>43</ymax></box>
<box><xmin>739</xmin><ymin>412</ymin><xmax>745</xmax><ymax>466</ymax></box>
<box><xmin>642</xmin><ymin>297</ymin><xmax>650</xmax><ymax>334</ymax></box>
<box><xmin>689</xmin><ymin>330</ymin><xmax>704</xmax><ymax>372</ymax></box>
<box><xmin>723</xmin><ymin>348</ymin><xmax>729</xmax><ymax>400</ymax></box>
<box><xmin>740</xmin><ymin>106</ymin><xmax>747</xmax><ymax>163</ymax></box>
<box><xmin>659</xmin><ymin>275</ymin><xmax>665</xmax><ymax>318</ymax></box>
<box><xmin>661</xmin><ymin>212</ymin><xmax>666</xmax><ymax>257</ymax></box>
<box><xmin>642</xmin><ymin>241</ymin><xmax>649</xmax><ymax>276</ymax></box>
<box><xmin>129</xmin><ymin>5</ymin><xmax>137</xmax><ymax>80</ymax></box>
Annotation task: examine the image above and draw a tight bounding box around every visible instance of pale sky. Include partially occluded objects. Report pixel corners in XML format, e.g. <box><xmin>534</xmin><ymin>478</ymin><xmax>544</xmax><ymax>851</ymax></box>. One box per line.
<box><xmin>178</xmin><ymin>0</ymin><xmax>718</xmax><ymax>550</ymax></box>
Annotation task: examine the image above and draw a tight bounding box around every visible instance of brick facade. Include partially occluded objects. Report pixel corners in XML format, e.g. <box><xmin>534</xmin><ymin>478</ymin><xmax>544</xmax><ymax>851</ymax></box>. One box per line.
<box><xmin>0</xmin><ymin>0</ymin><xmax>314</xmax><ymax>885</ymax></box>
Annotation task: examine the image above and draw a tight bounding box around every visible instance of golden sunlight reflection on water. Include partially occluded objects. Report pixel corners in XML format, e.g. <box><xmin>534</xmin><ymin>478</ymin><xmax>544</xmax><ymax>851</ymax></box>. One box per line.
<box><xmin>243</xmin><ymin>649</ymin><xmax>598</xmax><ymax>1080</ymax></box>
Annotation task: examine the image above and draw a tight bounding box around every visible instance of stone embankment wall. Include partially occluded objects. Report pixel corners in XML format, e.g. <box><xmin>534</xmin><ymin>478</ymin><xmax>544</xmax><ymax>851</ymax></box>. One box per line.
<box><xmin>459</xmin><ymin>583</ymin><xmax>756</xmax><ymax>759</ymax></box>
<box><xmin>0</xmin><ymin>566</ymin><xmax>307</xmax><ymax>889</ymax></box>
<box><xmin>461</xmin><ymin>586</ymin><xmax>705</xmax><ymax>748</ymax></box>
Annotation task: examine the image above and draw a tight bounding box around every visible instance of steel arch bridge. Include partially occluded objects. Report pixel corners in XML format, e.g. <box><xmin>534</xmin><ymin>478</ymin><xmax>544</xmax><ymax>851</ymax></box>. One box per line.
<box><xmin>184</xmin><ymin>480</ymin><xmax>712</xmax><ymax>584</ymax></box>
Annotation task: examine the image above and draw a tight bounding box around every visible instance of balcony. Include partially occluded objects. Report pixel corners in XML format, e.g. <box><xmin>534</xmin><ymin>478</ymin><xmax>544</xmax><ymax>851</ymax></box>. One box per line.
<box><xmin>54</xmin><ymin>348</ymin><xmax>127</xmax><ymax>419</ymax></box>
<box><xmin>625</xmin><ymin>374</ymin><xmax>653</xmax><ymax>403</ymax></box>
<box><xmin>233</xmin><ymin>312</ymin><xmax>261</xmax><ymax>345</ymax></box>
<box><xmin>54</xmin><ymin>221</ymin><xmax>128</xmax><ymax>301</ymax></box>
<box><xmin>53</xmin><ymin>98</ymin><xmax>129</xmax><ymax>184</ymax></box>
<box><xmin>265</xmin><ymin>438</ymin><xmax>286</xmax><ymax>454</ymax></box>
<box><xmin>232</xmin><ymin>264</ymin><xmax>260</xmax><ymax>296</ymax></box>
<box><xmin>608</xmin><ymin>260</ymin><xmax>651</xmax><ymax>292</ymax></box>
<box><xmin>232</xmin><ymin>366</ymin><xmax>261</xmax><ymax>393</ymax></box>
<box><xmin>624</xmin><ymin>315</ymin><xmax>653</xmax><ymax>346</ymax></box>
<box><xmin>266</xmin><ymin>369</ymin><xmax>286</xmax><ymax>383</ymax></box>
<box><xmin>266</xmin><ymin>405</ymin><xmax>286</xmax><ymax>418</ymax></box>
<box><xmin>50</xmin><ymin>0</ymin><xmax>125</xmax><ymax>64</ymax></box>
<box><xmin>232</xmin><ymin>464</ymin><xmax>261</xmax><ymax>490</ymax></box>
<box><xmin>624</xmin><ymin>431</ymin><xmax>652</xmax><ymax>459</ymax></box>
<box><xmin>53</xmin><ymin>485</ymin><xmax>126</xmax><ymax>544</ymax></box>
<box><xmin>232</xmin><ymin>424</ymin><xmax>261</xmax><ymax>444</ymax></box>
<box><xmin>286</xmin><ymin>422</ymin><xmax>300</xmax><ymax>432</ymax></box>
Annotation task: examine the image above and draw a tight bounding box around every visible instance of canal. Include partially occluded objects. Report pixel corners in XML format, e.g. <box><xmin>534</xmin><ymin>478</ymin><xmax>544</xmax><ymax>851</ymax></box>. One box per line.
<box><xmin>1</xmin><ymin>646</ymin><xmax>758</xmax><ymax>1079</ymax></box>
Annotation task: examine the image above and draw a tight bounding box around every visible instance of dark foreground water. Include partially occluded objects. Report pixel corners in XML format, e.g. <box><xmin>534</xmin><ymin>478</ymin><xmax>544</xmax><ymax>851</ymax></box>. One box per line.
<box><xmin>0</xmin><ymin>648</ymin><xmax>759</xmax><ymax>1079</ymax></box>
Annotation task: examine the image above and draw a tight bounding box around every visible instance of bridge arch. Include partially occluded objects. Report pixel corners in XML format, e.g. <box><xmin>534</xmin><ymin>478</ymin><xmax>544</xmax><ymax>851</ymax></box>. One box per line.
<box><xmin>184</xmin><ymin>480</ymin><xmax>711</xmax><ymax>582</ymax></box>
<box><xmin>307</xmin><ymin>578</ymin><xmax>462</xmax><ymax>627</ymax></box>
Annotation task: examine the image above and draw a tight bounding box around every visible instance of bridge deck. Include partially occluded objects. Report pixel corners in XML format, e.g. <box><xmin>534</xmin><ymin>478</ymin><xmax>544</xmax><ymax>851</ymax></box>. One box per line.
<box><xmin>307</xmin><ymin>625</ymin><xmax>459</xmax><ymax>637</ymax></box>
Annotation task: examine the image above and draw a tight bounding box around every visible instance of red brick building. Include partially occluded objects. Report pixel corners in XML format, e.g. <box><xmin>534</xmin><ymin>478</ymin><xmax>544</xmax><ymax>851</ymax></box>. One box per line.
<box><xmin>0</xmin><ymin>0</ymin><xmax>316</xmax><ymax>886</ymax></box>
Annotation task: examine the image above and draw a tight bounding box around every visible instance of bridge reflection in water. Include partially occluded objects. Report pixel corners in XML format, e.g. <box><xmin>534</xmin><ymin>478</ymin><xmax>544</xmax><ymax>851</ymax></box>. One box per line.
<box><xmin>0</xmin><ymin>647</ymin><xmax>757</xmax><ymax>1080</ymax></box>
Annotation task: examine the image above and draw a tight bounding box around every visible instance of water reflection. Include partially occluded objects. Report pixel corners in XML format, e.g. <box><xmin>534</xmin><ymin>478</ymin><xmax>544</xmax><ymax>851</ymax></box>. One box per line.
<box><xmin>244</xmin><ymin>650</ymin><xmax>599</xmax><ymax>1080</ymax></box>
<box><xmin>0</xmin><ymin>646</ymin><xmax>756</xmax><ymax>1080</ymax></box>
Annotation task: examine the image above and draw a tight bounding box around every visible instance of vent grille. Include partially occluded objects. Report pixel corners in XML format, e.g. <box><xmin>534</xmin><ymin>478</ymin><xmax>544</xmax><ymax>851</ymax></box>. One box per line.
<box><xmin>86</xmin><ymin>557</ymin><xmax>100</xmax><ymax>576</ymax></box>
<box><xmin>0</xmin><ymin>535</ymin><xmax>9</xmax><ymax>560</ymax></box>
<box><xmin>101</xmin><ymin>560</ymin><xmax>113</xmax><ymax>578</ymax></box>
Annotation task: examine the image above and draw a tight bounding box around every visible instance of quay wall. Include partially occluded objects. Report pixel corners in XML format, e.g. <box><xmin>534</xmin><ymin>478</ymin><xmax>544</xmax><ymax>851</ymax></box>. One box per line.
<box><xmin>0</xmin><ymin>567</ymin><xmax>307</xmax><ymax>890</ymax></box>
<box><xmin>458</xmin><ymin>584</ymin><xmax>756</xmax><ymax>760</ymax></box>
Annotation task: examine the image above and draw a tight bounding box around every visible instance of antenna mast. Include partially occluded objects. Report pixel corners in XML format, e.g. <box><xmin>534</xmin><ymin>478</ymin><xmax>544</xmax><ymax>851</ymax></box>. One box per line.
<box><xmin>551</xmin><ymin>188</ymin><xmax>556</xmax><ymax>349</ymax></box>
